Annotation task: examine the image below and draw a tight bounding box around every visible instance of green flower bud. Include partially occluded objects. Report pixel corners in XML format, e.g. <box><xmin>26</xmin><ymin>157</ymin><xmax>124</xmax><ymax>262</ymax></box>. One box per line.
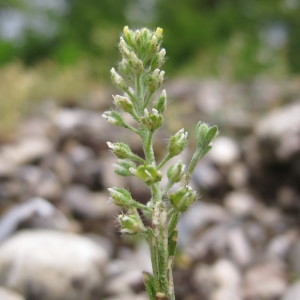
<box><xmin>113</xmin><ymin>95</ymin><xmax>134</xmax><ymax>114</ymax></box>
<box><xmin>111</xmin><ymin>67</ymin><xmax>126</xmax><ymax>90</ymax></box>
<box><xmin>134</xmin><ymin>164</ymin><xmax>162</xmax><ymax>185</ymax></box>
<box><xmin>114</xmin><ymin>159</ymin><xmax>136</xmax><ymax>176</ymax></box>
<box><xmin>141</xmin><ymin>108</ymin><xmax>164</xmax><ymax>131</ymax></box>
<box><xmin>153</xmin><ymin>90</ymin><xmax>167</xmax><ymax>114</ymax></box>
<box><xmin>168</xmin><ymin>128</ymin><xmax>188</xmax><ymax>157</ymax></box>
<box><xmin>122</xmin><ymin>26</ymin><xmax>135</xmax><ymax>48</ymax></box>
<box><xmin>196</xmin><ymin>121</ymin><xmax>218</xmax><ymax>148</ymax></box>
<box><xmin>148</xmin><ymin>69</ymin><xmax>165</xmax><ymax>93</ymax></box>
<box><xmin>118</xmin><ymin>214</ymin><xmax>144</xmax><ymax>234</ymax></box>
<box><xmin>118</xmin><ymin>37</ymin><xmax>131</xmax><ymax>59</ymax></box>
<box><xmin>102</xmin><ymin>110</ymin><xmax>125</xmax><ymax>127</ymax></box>
<box><xmin>154</xmin><ymin>27</ymin><xmax>163</xmax><ymax>41</ymax></box>
<box><xmin>167</xmin><ymin>161</ymin><xmax>185</xmax><ymax>184</ymax></box>
<box><xmin>107</xmin><ymin>142</ymin><xmax>134</xmax><ymax>159</ymax></box>
<box><xmin>169</xmin><ymin>186</ymin><xmax>197</xmax><ymax>212</ymax></box>
<box><xmin>128</xmin><ymin>51</ymin><xmax>144</xmax><ymax>74</ymax></box>
<box><xmin>108</xmin><ymin>187</ymin><xmax>135</xmax><ymax>208</ymax></box>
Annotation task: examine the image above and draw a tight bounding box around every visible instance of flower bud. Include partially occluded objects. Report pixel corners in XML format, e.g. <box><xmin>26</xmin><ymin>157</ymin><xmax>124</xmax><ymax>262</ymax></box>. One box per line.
<box><xmin>168</xmin><ymin>128</ymin><xmax>188</xmax><ymax>157</ymax></box>
<box><xmin>148</xmin><ymin>69</ymin><xmax>165</xmax><ymax>93</ymax></box>
<box><xmin>167</xmin><ymin>161</ymin><xmax>185</xmax><ymax>184</ymax></box>
<box><xmin>108</xmin><ymin>187</ymin><xmax>135</xmax><ymax>208</ymax></box>
<box><xmin>128</xmin><ymin>51</ymin><xmax>144</xmax><ymax>74</ymax></box>
<box><xmin>141</xmin><ymin>108</ymin><xmax>163</xmax><ymax>131</ymax></box>
<box><xmin>122</xmin><ymin>26</ymin><xmax>135</xmax><ymax>47</ymax></box>
<box><xmin>118</xmin><ymin>37</ymin><xmax>130</xmax><ymax>59</ymax></box>
<box><xmin>102</xmin><ymin>110</ymin><xmax>125</xmax><ymax>127</ymax></box>
<box><xmin>153</xmin><ymin>90</ymin><xmax>167</xmax><ymax>113</ymax></box>
<box><xmin>107</xmin><ymin>142</ymin><xmax>134</xmax><ymax>159</ymax></box>
<box><xmin>113</xmin><ymin>95</ymin><xmax>134</xmax><ymax>114</ymax></box>
<box><xmin>110</xmin><ymin>67</ymin><xmax>126</xmax><ymax>90</ymax></box>
<box><xmin>155</xmin><ymin>27</ymin><xmax>163</xmax><ymax>41</ymax></box>
<box><xmin>118</xmin><ymin>214</ymin><xmax>143</xmax><ymax>234</ymax></box>
<box><xmin>134</xmin><ymin>164</ymin><xmax>162</xmax><ymax>185</ymax></box>
<box><xmin>196</xmin><ymin>121</ymin><xmax>218</xmax><ymax>148</ymax></box>
<box><xmin>114</xmin><ymin>159</ymin><xmax>136</xmax><ymax>176</ymax></box>
<box><xmin>169</xmin><ymin>186</ymin><xmax>197</xmax><ymax>212</ymax></box>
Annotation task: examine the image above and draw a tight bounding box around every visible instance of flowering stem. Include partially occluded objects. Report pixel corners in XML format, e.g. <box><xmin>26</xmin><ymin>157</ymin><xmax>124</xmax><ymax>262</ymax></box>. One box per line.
<box><xmin>105</xmin><ymin>26</ymin><xmax>217</xmax><ymax>300</ymax></box>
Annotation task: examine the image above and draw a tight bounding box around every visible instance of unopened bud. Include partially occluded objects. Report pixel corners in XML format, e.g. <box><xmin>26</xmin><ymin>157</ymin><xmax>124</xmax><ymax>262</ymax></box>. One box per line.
<box><xmin>169</xmin><ymin>186</ymin><xmax>197</xmax><ymax>212</ymax></box>
<box><xmin>113</xmin><ymin>95</ymin><xmax>134</xmax><ymax>114</ymax></box>
<box><xmin>107</xmin><ymin>142</ymin><xmax>134</xmax><ymax>159</ymax></box>
<box><xmin>110</xmin><ymin>67</ymin><xmax>126</xmax><ymax>90</ymax></box>
<box><xmin>114</xmin><ymin>159</ymin><xmax>136</xmax><ymax>177</ymax></box>
<box><xmin>102</xmin><ymin>110</ymin><xmax>125</xmax><ymax>127</ymax></box>
<box><xmin>167</xmin><ymin>161</ymin><xmax>185</xmax><ymax>184</ymax></box>
<box><xmin>153</xmin><ymin>89</ymin><xmax>167</xmax><ymax>113</ymax></box>
<box><xmin>196</xmin><ymin>121</ymin><xmax>218</xmax><ymax>148</ymax></box>
<box><xmin>118</xmin><ymin>214</ymin><xmax>143</xmax><ymax>234</ymax></box>
<box><xmin>141</xmin><ymin>108</ymin><xmax>163</xmax><ymax>131</ymax></box>
<box><xmin>168</xmin><ymin>128</ymin><xmax>188</xmax><ymax>157</ymax></box>
<box><xmin>108</xmin><ymin>187</ymin><xmax>135</xmax><ymax>208</ymax></box>
<box><xmin>134</xmin><ymin>164</ymin><xmax>162</xmax><ymax>185</ymax></box>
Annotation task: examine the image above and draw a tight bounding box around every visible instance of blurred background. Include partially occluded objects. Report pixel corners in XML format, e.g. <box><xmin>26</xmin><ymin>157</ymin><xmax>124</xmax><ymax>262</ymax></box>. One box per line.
<box><xmin>0</xmin><ymin>1</ymin><xmax>300</xmax><ymax>300</ymax></box>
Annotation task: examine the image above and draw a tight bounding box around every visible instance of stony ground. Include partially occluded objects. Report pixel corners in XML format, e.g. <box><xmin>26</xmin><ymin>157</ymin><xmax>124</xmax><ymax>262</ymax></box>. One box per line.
<box><xmin>0</xmin><ymin>78</ymin><xmax>299</xmax><ymax>300</ymax></box>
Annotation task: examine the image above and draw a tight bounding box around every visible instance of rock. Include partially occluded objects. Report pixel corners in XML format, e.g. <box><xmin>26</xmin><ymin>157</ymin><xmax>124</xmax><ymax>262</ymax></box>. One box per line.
<box><xmin>105</xmin><ymin>241</ymin><xmax>151</xmax><ymax>296</ymax></box>
<box><xmin>227</xmin><ymin>163</ymin><xmax>249</xmax><ymax>189</ymax></box>
<box><xmin>287</xmin><ymin>239</ymin><xmax>300</xmax><ymax>275</ymax></box>
<box><xmin>267</xmin><ymin>229</ymin><xmax>298</xmax><ymax>259</ymax></box>
<box><xmin>62</xmin><ymin>185</ymin><xmax>117</xmax><ymax>219</ymax></box>
<box><xmin>255</xmin><ymin>102</ymin><xmax>300</xmax><ymax>160</ymax></box>
<box><xmin>243</xmin><ymin>259</ymin><xmax>287</xmax><ymax>300</ymax></box>
<box><xmin>208</xmin><ymin>136</ymin><xmax>240</xmax><ymax>166</ymax></box>
<box><xmin>226</xmin><ymin>226</ymin><xmax>253</xmax><ymax>267</ymax></box>
<box><xmin>0</xmin><ymin>287</ymin><xmax>25</xmax><ymax>300</ymax></box>
<box><xmin>211</xmin><ymin>259</ymin><xmax>241</xmax><ymax>300</ymax></box>
<box><xmin>0</xmin><ymin>230</ymin><xmax>108</xmax><ymax>300</ymax></box>
<box><xmin>178</xmin><ymin>202</ymin><xmax>228</xmax><ymax>247</ymax></box>
<box><xmin>281</xmin><ymin>280</ymin><xmax>300</xmax><ymax>300</ymax></box>
<box><xmin>224</xmin><ymin>191</ymin><xmax>256</xmax><ymax>218</ymax></box>
<box><xmin>0</xmin><ymin>198</ymin><xmax>71</xmax><ymax>242</ymax></box>
<box><xmin>0</xmin><ymin>137</ymin><xmax>53</xmax><ymax>166</ymax></box>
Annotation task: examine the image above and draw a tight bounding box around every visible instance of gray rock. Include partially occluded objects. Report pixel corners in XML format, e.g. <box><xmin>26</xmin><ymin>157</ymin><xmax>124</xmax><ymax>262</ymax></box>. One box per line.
<box><xmin>0</xmin><ymin>137</ymin><xmax>53</xmax><ymax>166</ymax></box>
<box><xmin>0</xmin><ymin>287</ymin><xmax>25</xmax><ymax>300</ymax></box>
<box><xmin>224</xmin><ymin>191</ymin><xmax>257</xmax><ymax>218</ymax></box>
<box><xmin>243</xmin><ymin>259</ymin><xmax>287</xmax><ymax>300</ymax></box>
<box><xmin>281</xmin><ymin>280</ymin><xmax>300</xmax><ymax>300</ymax></box>
<box><xmin>0</xmin><ymin>230</ymin><xmax>108</xmax><ymax>300</ymax></box>
<box><xmin>0</xmin><ymin>198</ymin><xmax>71</xmax><ymax>242</ymax></box>
<box><xmin>208</xmin><ymin>136</ymin><xmax>240</xmax><ymax>166</ymax></box>
<box><xmin>287</xmin><ymin>239</ymin><xmax>300</xmax><ymax>275</ymax></box>
<box><xmin>211</xmin><ymin>259</ymin><xmax>241</xmax><ymax>300</ymax></box>
<box><xmin>255</xmin><ymin>101</ymin><xmax>300</xmax><ymax>160</ymax></box>
<box><xmin>62</xmin><ymin>185</ymin><xmax>117</xmax><ymax>219</ymax></box>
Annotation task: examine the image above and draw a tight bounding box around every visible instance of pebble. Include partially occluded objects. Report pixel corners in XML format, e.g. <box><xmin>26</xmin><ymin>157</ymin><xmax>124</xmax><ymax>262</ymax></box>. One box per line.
<box><xmin>0</xmin><ymin>230</ymin><xmax>109</xmax><ymax>300</ymax></box>
<box><xmin>0</xmin><ymin>287</ymin><xmax>25</xmax><ymax>300</ymax></box>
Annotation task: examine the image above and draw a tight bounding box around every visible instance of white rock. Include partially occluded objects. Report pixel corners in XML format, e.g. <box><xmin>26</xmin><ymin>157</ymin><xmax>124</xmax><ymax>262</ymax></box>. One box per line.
<box><xmin>0</xmin><ymin>137</ymin><xmax>52</xmax><ymax>166</ymax></box>
<box><xmin>211</xmin><ymin>259</ymin><xmax>242</xmax><ymax>300</ymax></box>
<box><xmin>208</xmin><ymin>136</ymin><xmax>240</xmax><ymax>166</ymax></box>
<box><xmin>0</xmin><ymin>230</ymin><xmax>108</xmax><ymax>300</ymax></box>
<box><xmin>243</xmin><ymin>259</ymin><xmax>287</xmax><ymax>299</ymax></box>
<box><xmin>281</xmin><ymin>280</ymin><xmax>300</xmax><ymax>300</ymax></box>
<box><xmin>0</xmin><ymin>287</ymin><xmax>25</xmax><ymax>300</ymax></box>
<box><xmin>227</xmin><ymin>226</ymin><xmax>253</xmax><ymax>267</ymax></box>
<box><xmin>224</xmin><ymin>191</ymin><xmax>256</xmax><ymax>217</ymax></box>
<box><xmin>255</xmin><ymin>102</ymin><xmax>300</xmax><ymax>159</ymax></box>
